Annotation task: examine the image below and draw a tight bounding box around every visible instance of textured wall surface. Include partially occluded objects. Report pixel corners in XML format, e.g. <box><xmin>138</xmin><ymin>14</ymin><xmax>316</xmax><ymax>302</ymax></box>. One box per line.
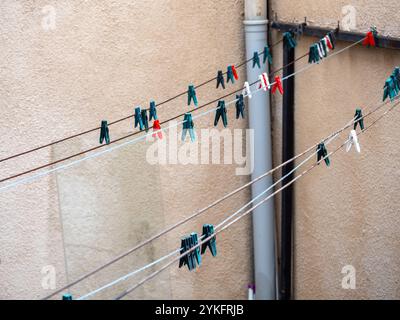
<box><xmin>0</xmin><ymin>0</ymin><xmax>254</xmax><ymax>299</ymax></box>
<box><xmin>270</xmin><ymin>0</ymin><xmax>400</xmax><ymax>299</ymax></box>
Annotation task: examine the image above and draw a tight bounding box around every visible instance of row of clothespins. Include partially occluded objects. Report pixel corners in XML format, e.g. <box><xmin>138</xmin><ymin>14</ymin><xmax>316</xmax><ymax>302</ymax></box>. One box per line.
<box><xmin>179</xmin><ymin>224</ymin><xmax>217</xmax><ymax>271</ymax></box>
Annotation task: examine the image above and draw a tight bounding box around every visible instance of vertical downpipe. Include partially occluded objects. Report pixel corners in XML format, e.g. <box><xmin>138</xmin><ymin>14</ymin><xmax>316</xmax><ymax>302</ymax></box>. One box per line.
<box><xmin>243</xmin><ymin>0</ymin><xmax>276</xmax><ymax>300</ymax></box>
<box><xmin>280</xmin><ymin>34</ymin><xmax>295</xmax><ymax>300</ymax></box>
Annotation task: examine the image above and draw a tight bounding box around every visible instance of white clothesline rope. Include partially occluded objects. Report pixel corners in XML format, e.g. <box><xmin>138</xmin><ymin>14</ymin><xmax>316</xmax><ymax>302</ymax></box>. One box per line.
<box><xmin>113</xmin><ymin>101</ymin><xmax>399</xmax><ymax>300</ymax></box>
<box><xmin>78</xmin><ymin>94</ymin><xmax>393</xmax><ymax>300</ymax></box>
<box><xmin>1</xmin><ymin>39</ymin><xmax>364</xmax><ymax>194</ymax></box>
<box><xmin>42</xmin><ymin>36</ymin><xmax>369</xmax><ymax>300</ymax></box>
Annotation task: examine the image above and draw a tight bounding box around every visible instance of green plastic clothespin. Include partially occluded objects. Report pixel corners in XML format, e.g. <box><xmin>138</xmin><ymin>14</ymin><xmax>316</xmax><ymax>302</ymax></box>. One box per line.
<box><xmin>227</xmin><ymin>66</ymin><xmax>235</xmax><ymax>84</ymax></box>
<box><xmin>188</xmin><ymin>85</ymin><xmax>198</xmax><ymax>107</ymax></box>
<box><xmin>235</xmin><ymin>94</ymin><xmax>245</xmax><ymax>119</ymax></box>
<box><xmin>308</xmin><ymin>44</ymin><xmax>320</xmax><ymax>64</ymax></box>
<box><xmin>252</xmin><ymin>52</ymin><xmax>261</xmax><ymax>69</ymax></box>
<box><xmin>354</xmin><ymin>109</ymin><xmax>365</xmax><ymax>131</ymax></box>
<box><xmin>182</xmin><ymin>113</ymin><xmax>196</xmax><ymax>142</ymax></box>
<box><xmin>216</xmin><ymin>70</ymin><xmax>225</xmax><ymax>89</ymax></box>
<box><xmin>99</xmin><ymin>120</ymin><xmax>110</xmax><ymax>145</ymax></box>
<box><xmin>141</xmin><ymin>109</ymin><xmax>149</xmax><ymax>132</ymax></box>
<box><xmin>317</xmin><ymin>143</ymin><xmax>330</xmax><ymax>167</ymax></box>
<box><xmin>201</xmin><ymin>224</ymin><xmax>217</xmax><ymax>257</ymax></box>
<box><xmin>62</xmin><ymin>294</ymin><xmax>73</xmax><ymax>300</ymax></box>
<box><xmin>263</xmin><ymin>46</ymin><xmax>273</xmax><ymax>64</ymax></box>
<box><xmin>214</xmin><ymin>100</ymin><xmax>228</xmax><ymax>128</ymax></box>
<box><xmin>383</xmin><ymin>70</ymin><xmax>400</xmax><ymax>102</ymax></box>
<box><xmin>283</xmin><ymin>31</ymin><xmax>297</xmax><ymax>49</ymax></box>
<box><xmin>149</xmin><ymin>101</ymin><xmax>158</xmax><ymax>121</ymax></box>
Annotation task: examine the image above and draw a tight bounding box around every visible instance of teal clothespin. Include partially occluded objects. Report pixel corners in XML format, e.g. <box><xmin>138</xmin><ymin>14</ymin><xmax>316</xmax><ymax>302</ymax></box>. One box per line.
<box><xmin>235</xmin><ymin>94</ymin><xmax>245</xmax><ymax>119</ymax></box>
<box><xmin>179</xmin><ymin>236</ymin><xmax>192</xmax><ymax>270</ymax></box>
<box><xmin>179</xmin><ymin>233</ymin><xmax>200</xmax><ymax>271</ymax></box>
<box><xmin>283</xmin><ymin>31</ymin><xmax>297</xmax><ymax>49</ymax></box>
<box><xmin>308</xmin><ymin>44</ymin><xmax>320</xmax><ymax>64</ymax></box>
<box><xmin>263</xmin><ymin>46</ymin><xmax>273</xmax><ymax>64</ymax></box>
<box><xmin>182</xmin><ymin>113</ymin><xmax>196</xmax><ymax>142</ymax></box>
<box><xmin>99</xmin><ymin>120</ymin><xmax>110</xmax><ymax>145</ymax></box>
<box><xmin>354</xmin><ymin>109</ymin><xmax>365</xmax><ymax>131</ymax></box>
<box><xmin>317</xmin><ymin>143</ymin><xmax>330</xmax><ymax>167</ymax></box>
<box><xmin>149</xmin><ymin>101</ymin><xmax>158</xmax><ymax>121</ymax></box>
<box><xmin>214</xmin><ymin>100</ymin><xmax>228</xmax><ymax>128</ymax></box>
<box><xmin>391</xmin><ymin>67</ymin><xmax>400</xmax><ymax>93</ymax></box>
<box><xmin>227</xmin><ymin>66</ymin><xmax>235</xmax><ymax>84</ymax></box>
<box><xmin>191</xmin><ymin>233</ymin><xmax>202</xmax><ymax>267</ymax></box>
<box><xmin>216</xmin><ymin>70</ymin><xmax>225</xmax><ymax>89</ymax></box>
<box><xmin>252</xmin><ymin>52</ymin><xmax>261</xmax><ymax>69</ymax></box>
<box><xmin>188</xmin><ymin>85</ymin><xmax>198</xmax><ymax>107</ymax></box>
<box><xmin>201</xmin><ymin>224</ymin><xmax>217</xmax><ymax>257</ymax></box>
<box><xmin>141</xmin><ymin>109</ymin><xmax>149</xmax><ymax>132</ymax></box>
<box><xmin>62</xmin><ymin>294</ymin><xmax>73</xmax><ymax>300</ymax></box>
<box><xmin>383</xmin><ymin>74</ymin><xmax>399</xmax><ymax>102</ymax></box>
<box><xmin>134</xmin><ymin>107</ymin><xmax>144</xmax><ymax>130</ymax></box>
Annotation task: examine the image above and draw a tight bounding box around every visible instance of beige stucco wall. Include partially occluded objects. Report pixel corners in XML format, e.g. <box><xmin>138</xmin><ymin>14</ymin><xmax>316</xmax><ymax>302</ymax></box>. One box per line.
<box><xmin>0</xmin><ymin>0</ymin><xmax>254</xmax><ymax>299</ymax></box>
<box><xmin>2</xmin><ymin>0</ymin><xmax>400</xmax><ymax>301</ymax></box>
<box><xmin>270</xmin><ymin>0</ymin><xmax>400</xmax><ymax>299</ymax></box>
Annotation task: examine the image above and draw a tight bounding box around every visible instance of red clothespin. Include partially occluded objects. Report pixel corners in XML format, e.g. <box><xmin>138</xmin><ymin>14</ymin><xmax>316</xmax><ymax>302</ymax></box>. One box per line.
<box><xmin>232</xmin><ymin>65</ymin><xmax>239</xmax><ymax>80</ymax></box>
<box><xmin>152</xmin><ymin>120</ymin><xmax>163</xmax><ymax>139</ymax></box>
<box><xmin>325</xmin><ymin>35</ymin><xmax>333</xmax><ymax>50</ymax></box>
<box><xmin>362</xmin><ymin>28</ymin><xmax>377</xmax><ymax>47</ymax></box>
<box><xmin>271</xmin><ymin>76</ymin><xmax>284</xmax><ymax>95</ymax></box>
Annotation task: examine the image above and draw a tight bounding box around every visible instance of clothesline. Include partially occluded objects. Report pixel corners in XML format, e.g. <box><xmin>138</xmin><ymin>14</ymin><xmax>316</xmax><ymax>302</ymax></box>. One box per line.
<box><xmin>2</xmin><ymin>37</ymin><xmax>364</xmax><ymax>193</ymax></box>
<box><xmin>113</xmin><ymin>101</ymin><xmax>399</xmax><ymax>300</ymax></box>
<box><xmin>43</xmin><ymin>90</ymin><xmax>398</xmax><ymax>300</ymax></box>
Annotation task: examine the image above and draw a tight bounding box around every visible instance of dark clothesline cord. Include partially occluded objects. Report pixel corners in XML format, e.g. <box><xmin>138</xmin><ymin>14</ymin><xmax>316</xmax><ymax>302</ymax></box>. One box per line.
<box><xmin>0</xmin><ymin>39</ymin><xmax>285</xmax><ymax>164</ymax></box>
<box><xmin>0</xmin><ymin>48</ymin><xmax>310</xmax><ymax>185</ymax></box>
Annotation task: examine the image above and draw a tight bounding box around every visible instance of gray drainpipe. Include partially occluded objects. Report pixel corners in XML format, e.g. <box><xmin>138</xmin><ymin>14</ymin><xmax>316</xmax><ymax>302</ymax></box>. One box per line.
<box><xmin>243</xmin><ymin>0</ymin><xmax>276</xmax><ymax>300</ymax></box>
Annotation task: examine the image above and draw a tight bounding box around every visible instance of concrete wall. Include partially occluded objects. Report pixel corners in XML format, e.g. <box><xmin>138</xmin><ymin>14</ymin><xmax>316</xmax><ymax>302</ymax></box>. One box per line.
<box><xmin>270</xmin><ymin>0</ymin><xmax>400</xmax><ymax>299</ymax></box>
<box><xmin>0</xmin><ymin>0</ymin><xmax>254</xmax><ymax>299</ymax></box>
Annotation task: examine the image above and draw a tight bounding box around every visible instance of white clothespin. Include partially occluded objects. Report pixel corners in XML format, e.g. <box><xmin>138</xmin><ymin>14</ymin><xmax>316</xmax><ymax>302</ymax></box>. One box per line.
<box><xmin>243</xmin><ymin>81</ymin><xmax>252</xmax><ymax>99</ymax></box>
<box><xmin>346</xmin><ymin>130</ymin><xmax>361</xmax><ymax>153</ymax></box>
<box><xmin>317</xmin><ymin>42</ymin><xmax>324</xmax><ymax>59</ymax></box>
<box><xmin>259</xmin><ymin>73</ymin><xmax>270</xmax><ymax>91</ymax></box>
